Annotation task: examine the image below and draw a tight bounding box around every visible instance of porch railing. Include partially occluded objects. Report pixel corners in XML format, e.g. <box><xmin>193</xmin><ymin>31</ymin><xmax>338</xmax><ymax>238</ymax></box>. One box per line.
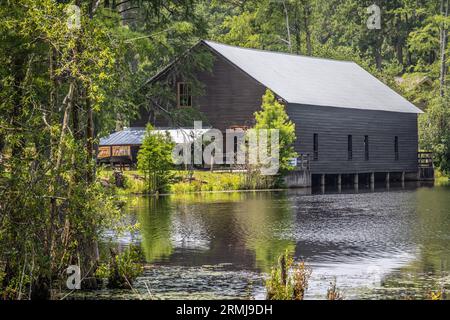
<box><xmin>296</xmin><ymin>153</ymin><xmax>310</xmax><ymax>171</ymax></box>
<box><xmin>418</xmin><ymin>151</ymin><xmax>433</xmax><ymax>168</ymax></box>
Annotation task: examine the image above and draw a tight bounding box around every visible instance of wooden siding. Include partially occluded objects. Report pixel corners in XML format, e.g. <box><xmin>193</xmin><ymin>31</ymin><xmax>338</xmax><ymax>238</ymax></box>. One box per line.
<box><xmin>287</xmin><ymin>103</ymin><xmax>419</xmax><ymax>174</ymax></box>
<box><xmin>194</xmin><ymin>55</ymin><xmax>266</xmax><ymax>132</ymax></box>
<box><xmin>133</xmin><ymin>53</ymin><xmax>267</xmax><ymax>131</ymax></box>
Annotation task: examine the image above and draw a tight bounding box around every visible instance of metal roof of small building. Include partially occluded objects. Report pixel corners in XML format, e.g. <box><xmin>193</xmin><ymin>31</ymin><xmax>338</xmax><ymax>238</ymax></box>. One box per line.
<box><xmin>203</xmin><ymin>40</ymin><xmax>422</xmax><ymax>114</ymax></box>
<box><xmin>99</xmin><ymin>128</ymin><xmax>210</xmax><ymax>146</ymax></box>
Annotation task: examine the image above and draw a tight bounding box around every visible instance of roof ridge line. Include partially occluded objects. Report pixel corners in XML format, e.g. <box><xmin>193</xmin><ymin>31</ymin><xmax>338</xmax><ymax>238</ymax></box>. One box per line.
<box><xmin>202</xmin><ymin>40</ymin><xmax>357</xmax><ymax>64</ymax></box>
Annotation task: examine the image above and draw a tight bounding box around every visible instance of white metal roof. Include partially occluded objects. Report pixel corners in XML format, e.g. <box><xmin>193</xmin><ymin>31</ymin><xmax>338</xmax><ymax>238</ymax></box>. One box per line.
<box><xmin>203</xmin><ymin>40</ymin><xmax>422</xmax><ymax>114</ymax></box>
<box><xmin>99</xmin><ymin>127</ymin><xmax>210</xmax><ymax>146</ymax></box>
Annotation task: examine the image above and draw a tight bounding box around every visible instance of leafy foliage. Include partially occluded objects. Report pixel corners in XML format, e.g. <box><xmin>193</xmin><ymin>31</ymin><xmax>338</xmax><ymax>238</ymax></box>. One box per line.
<box><xmin>137</xmin><ymin>125</ymin><xmax>175</xmax><ymax>193</ymax></box>
<box><xmin>96</xmin><ymin>246</ymin><xmax>144</xmax><ymax>289</ymax></box>
<box><xmin>266</xmin><ymin>250</ymin><xmax>312</xmax><ymax>300</ymax></box>
<box><xmin>0</xmin><ymin>0</ymin><xmax>198</xmax><ymax>300</ymax></box>
<box><xmin>254</xmin><ymin>90</ymin><xmax>297</xmax><ymax>175</ymax></box>
<box><xmin>419</xmin><ymin>96</ymin><xmax>450</xmax><ymax>175</ymax></box>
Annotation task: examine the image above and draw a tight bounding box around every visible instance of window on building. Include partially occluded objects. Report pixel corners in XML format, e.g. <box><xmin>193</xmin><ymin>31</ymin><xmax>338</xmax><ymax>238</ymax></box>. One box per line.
<box><xmin>364</xmin><ymin>135</ymin><xmax>369</xmax><ymax>161</ymax></box>
<box><xmin>394</xmin><ymin>136</ymin><xmax>399</xmax><ymax>161</ymax></box>
<box><xmin>177</xmin><ymin>82</ymin><xmax>192</xmax><ymax>107</ymax></box>
<box><xmin>313</xmin><ymin>133</ymin><xmax>318</xmax><ymax>160</ymax></box>
<box><xmin>348</xmin><ymin>135</ymin><xmax>353</xmax><ymax>160</ymax></box>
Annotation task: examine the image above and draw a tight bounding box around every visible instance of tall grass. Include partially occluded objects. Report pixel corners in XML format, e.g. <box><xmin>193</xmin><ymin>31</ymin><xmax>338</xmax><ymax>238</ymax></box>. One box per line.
<box><xmin>98</xmin><ymin>169</ymin><xmax>279</xmax><ymax>195</ymax></box>
<box><xmin>170</xmin><ymin>171</ymin><xmax>277</xmax><ymax>194</ymax></box>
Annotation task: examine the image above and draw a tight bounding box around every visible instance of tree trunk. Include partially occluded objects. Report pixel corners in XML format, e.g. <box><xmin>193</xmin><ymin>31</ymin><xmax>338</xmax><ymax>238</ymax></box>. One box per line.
<box><xmin>294</xmin><ymin>27</ymin><xmax>302</xmax><ymax>55</ymax></box>
<box><xmin>282</xmin><ymin>1</ymin><xmax>292</xmax><ymax>53</ymax></box>
<box><xmin>375</xmin><ymin>32</ymin><xmax>383</xmax><ymax>71</ymax></box>
<box><xmin>0</xmin><ymin>134</ymin><xmax>4</xmax><ymax>167</ymax></box>
<box><xmin>55</xmin><ymin>82</ymin><xmax>75</xmax><ymax>172</ymax></box>
<box><xmin>10</xmin><ymin>55</ymin><xmax>26</xmax><ymax>158</ymax></box>
<box><xmin>303</xmin><ymin>1</ymin><xmax>312</xmax><ymax>56</ymax></box>
<box><xmin>439</xmin><ymin>0</ymin><xmax>448</xmax><ymax>97</ymax></box>
<box><xmin>86</xmin><ymin>93</ymin><xmax>95</xmax><ymax>183</ymax></box>
<box><xmin>396</xmin><ymin>39</ymin><xmax>404</xmax><ymax>67</ymax></box>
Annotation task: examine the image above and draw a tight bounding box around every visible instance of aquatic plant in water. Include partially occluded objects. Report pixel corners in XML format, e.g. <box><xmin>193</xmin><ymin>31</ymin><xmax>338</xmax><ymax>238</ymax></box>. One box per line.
<box><xmin>266</xmin><ymin>251</ymin><xmax>312</xmax><ymax>300</ymax></box>
<box><xmin>96</xmin><ymin>246</ymin><xmax>144</xmax><ymax>289</ymax></box>
<box><xmin>327</xmin><ymin>280</ymin><xmax>344</xmax><ymax>300</ymax></box>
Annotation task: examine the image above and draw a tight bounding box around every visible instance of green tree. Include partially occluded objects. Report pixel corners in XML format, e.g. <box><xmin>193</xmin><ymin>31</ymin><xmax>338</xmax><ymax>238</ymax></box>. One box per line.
<box><xmin>419</xmin><ymin>96</ymin><xmax>450</xmax><ymax>174</ymax></box>
<box><xmin>254</xmin><ymin>90</ymin><xmax>297</xmax><ymax>175</ymax></box>
<box><xmin>137</xmin><ymin>125</ymin><xmax>175</xmax><ymax>193</ymax></box>
<box><xmin>0</xmin><ymin>0</ymin><xmax>198</xmax><ymax>300</ymax></box>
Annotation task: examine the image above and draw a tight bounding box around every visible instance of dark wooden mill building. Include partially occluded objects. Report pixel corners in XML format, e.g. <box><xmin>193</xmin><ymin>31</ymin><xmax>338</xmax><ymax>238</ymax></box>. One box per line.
<box><xmin>113</xmin><ymin>40</ymin><xmax>429</xmax><ymax>187</ymax></box>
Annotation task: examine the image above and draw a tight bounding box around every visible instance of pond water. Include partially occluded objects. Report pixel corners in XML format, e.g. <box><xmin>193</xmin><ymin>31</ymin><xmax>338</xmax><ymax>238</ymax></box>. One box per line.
<box><xmin>102</xmin><ymin>181</ymin><xmax>450</xmax><ymax>300</ymax></box>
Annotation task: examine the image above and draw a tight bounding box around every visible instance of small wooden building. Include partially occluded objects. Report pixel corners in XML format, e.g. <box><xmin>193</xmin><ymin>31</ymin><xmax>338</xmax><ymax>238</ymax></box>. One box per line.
<box><xmin>135</xmin><ymin>40</ymin><xmax>425</xmax><ymax>183</ymax></box>
<box><xmin>98</xmin><ymin>127</ymin><xmax>209</xmax><ymax>167</ymax></box>
<box><xmin>98</xmin><ymin>127</ymin><xmax>145</xmax><ymax>166</ymax></box>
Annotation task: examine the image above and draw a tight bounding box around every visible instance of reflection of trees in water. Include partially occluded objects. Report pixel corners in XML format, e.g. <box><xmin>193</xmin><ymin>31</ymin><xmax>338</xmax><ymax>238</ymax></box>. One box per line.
<box><xmin>137</xmin><ymin>196</ymin><xmax>174</xmax><ymax>263</ymax></box>
<box><xmin>134</xmin><ymin>192</ymin><xmax>296</xmax><ymax>271</ymax></box>
<box><xmin>374</xmin><ymin>186</ymin><xmax>450</xmax><ymax>297</ymax></box>
<box><xmin>414</xmin><ymin>187</ymin><xmax>450</xmax><ymax>272</ymax></box>
<box><xmin>178</xmin><ymin>192</ymin><xmax>296</xmax><ymax>272</ymax></box>
<box><xmin>233</xmin><ymin>193</ymin><xmax>296</xmax><ymax>272</ymax></box>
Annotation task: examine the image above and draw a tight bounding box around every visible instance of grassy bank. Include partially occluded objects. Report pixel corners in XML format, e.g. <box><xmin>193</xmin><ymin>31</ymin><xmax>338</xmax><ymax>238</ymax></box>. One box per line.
<box><xmin>98</xmin><ymin>169</ymin><xmax>278</xmax><ymax>195</ymax></box>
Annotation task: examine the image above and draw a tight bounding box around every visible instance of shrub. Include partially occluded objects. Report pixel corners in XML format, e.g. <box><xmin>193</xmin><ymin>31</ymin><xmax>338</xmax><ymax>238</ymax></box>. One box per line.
<box><xmin>137</xmin><ymin>125</ymin><xmax>175</xmax><ymax>194</ymax></box>
<box><xmin>95</xmin><ymin>246</ymin><xmax>144</xmax><ymax>289</ymax></box>
<box><xmin>266</xmin><ymin>251</ymin><xmax>312</xmax><ymax>300</ymax></box>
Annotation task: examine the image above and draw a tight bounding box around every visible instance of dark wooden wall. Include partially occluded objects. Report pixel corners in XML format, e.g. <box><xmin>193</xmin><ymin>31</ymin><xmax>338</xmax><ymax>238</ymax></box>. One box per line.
<box><xmin>194</xmin><ymin>55</ymin><xmax>266</xmax><ymax>132</ymax></box>
<box><xmin>287</xmin><ymin>103</ymin><xmax>419</xmax><ymax>174</ymax></box>
<box><xmin>132</xmin><ymin>53</ymin><xmax>267</xmax><ymax>131</ymax></box>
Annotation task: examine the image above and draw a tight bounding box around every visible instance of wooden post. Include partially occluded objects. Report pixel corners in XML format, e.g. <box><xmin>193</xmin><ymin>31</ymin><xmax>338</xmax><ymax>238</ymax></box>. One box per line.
<box><xmin>386</xmin><ymin>172</ymin><xmax>390</xmax><ymax>190</ymax></box>
<box><xmin>370</xmin><ymin>172</ymin><xmax>375</xmax><ymax>191</ymax></box>
<box><xmin>401</xmin><ymin>171</ymin><xmax>405</xmax><ymax>188</ymax></box>
<box><xmin>337</xmin><ymin>174</ymin><xmax>342</xmax><ymax>193</ymax></box>
<box><xmin>354</xmin><ymin>173</ymin><xmax>359</xmax><ymax>192</ymax></box>
<box><xmin>320</xmin><ymin>174</ymin><xmax>325</xmax><ymax>186</ymax></box>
